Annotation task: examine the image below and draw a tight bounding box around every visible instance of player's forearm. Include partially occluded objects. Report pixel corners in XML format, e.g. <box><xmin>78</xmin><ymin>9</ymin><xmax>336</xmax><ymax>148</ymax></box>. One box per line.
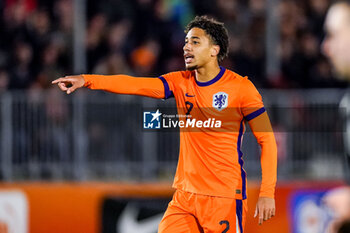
<box><xmin>82</xmin><ymin>74</ymin><xmax>165</xmax><ymax>98</ymax></box>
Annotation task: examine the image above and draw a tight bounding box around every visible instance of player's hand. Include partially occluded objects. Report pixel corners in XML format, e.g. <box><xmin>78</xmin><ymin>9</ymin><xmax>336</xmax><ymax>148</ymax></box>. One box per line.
<box><xmin>254</xmin><ymin>197</ymin><xmax>275</xmax><ymax>225</ymax></box>
<box><xmin>52</xmin><ymin>75</ymin><xmax>85</xmax><ymax>94</ymax></box>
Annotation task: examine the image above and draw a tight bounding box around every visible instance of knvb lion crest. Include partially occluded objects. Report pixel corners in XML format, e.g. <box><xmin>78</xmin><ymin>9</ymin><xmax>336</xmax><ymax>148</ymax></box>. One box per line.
<box><xmin>213</xmin><ymin>92</ymin><xmax>228</xmax><ymax>111</ymax></box>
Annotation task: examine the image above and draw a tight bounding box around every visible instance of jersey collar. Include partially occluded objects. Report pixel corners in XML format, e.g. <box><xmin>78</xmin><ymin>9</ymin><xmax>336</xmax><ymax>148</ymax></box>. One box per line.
<box><xmin>195</xmin><ymin>66</ymin><xmax>226</xmax><ymax>87</ymax></box>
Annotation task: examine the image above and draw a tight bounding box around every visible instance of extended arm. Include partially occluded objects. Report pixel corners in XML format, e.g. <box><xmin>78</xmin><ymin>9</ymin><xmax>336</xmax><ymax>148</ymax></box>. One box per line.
<box><xmin>248</xmin><ymin>112</ymin><xmax>277</xmax><ymax>225</ymax></box>
<box><xmin>52</xmin><ymin>74</ymin><xmax>165</xmax><ymax>99</ymax></box>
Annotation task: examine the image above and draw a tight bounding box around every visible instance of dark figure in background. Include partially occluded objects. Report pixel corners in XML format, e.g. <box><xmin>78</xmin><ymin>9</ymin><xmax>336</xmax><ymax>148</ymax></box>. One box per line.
<box><xmin>323</xmin><ymin>0</ymin><xmax>350</xmax><ymax>185</ymax></box>
<box><xmin>322</xmin><ymin>1</ymin><xmax>350</xmax><ymax>233</ymax></box>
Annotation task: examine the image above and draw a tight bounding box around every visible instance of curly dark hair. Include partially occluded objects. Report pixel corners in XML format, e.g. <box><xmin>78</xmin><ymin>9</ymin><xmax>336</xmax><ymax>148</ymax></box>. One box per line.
<box><xmin>185</xmin><ymin>15</ymin><xmax>229</xmax><ymax>63</ymax></box>
<box><xmin>337</xmin><ymin>0</ymin><xmax>350</xmax><ymax>4</ymax></box>
<box><xmin>334</xmin><ymin>0</ymin><xmax>350</xmax><ymax>6</ymax></box>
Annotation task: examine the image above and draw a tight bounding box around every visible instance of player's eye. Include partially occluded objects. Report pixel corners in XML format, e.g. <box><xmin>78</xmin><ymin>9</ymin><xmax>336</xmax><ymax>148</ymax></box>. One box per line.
<box><xmin>193</xmin><ymin>41</ymin><xmax>199</xmax><ymax>44</ymax></box>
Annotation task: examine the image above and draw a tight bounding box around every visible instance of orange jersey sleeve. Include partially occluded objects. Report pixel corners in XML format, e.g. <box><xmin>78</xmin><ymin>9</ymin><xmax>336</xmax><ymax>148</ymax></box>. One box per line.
<box><xmin>82</xmin><ymin>74</ymin><xmax>165</xmax><ymax>99</ymax></box>
<box><xmin>239</xmin><ymin>78</ymin><xmax>277</xmax><ymax>198</ymax></box>
<box><xmin>248</xmin><ymin>112</ymin><xmax>277</xmax><ymax>198</ymax></box>
<box><xmin>239</xmin><ymin>77</ymin><xmax>264</xmax><ymax>117</ymax></box>
<box><xmin>158</xmin><ymin>71</ymin><xmax>187</xmax><ymax>99</ymax></box>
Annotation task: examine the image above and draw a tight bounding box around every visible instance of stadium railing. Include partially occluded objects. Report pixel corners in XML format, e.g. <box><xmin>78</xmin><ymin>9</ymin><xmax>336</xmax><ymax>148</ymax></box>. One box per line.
<box><xmin>0</xmin><ymin>88</ymin><xmax>346</xmax><ymax>181</ymax></box>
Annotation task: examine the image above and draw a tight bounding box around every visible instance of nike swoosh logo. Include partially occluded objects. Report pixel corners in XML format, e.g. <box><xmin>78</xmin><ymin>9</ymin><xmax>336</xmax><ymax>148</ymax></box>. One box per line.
<box><xmin>185</xmin><ymin>93</ymin><xmax>195</xmax><ymax>97</ymax></box>
<box><xmin>117</xmin><ymin>203</ymin><xmax>163</xmax><ymax>233</ymax></box>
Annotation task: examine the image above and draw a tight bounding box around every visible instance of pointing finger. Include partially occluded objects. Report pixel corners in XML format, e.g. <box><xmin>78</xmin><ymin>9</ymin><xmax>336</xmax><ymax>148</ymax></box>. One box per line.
<box><xmin>52</xmin><ymin>76</ymin><xmax>76</xmax><ymax>84</ymax></box>
<box><xmin>52</xmin><ymin>78</ymin><xmax>66</xmax><ymax>84</ymax></box>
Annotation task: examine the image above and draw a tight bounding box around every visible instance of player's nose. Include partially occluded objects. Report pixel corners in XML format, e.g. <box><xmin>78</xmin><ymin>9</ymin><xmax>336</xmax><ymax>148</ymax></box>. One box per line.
<box><xmin>183</xmin><ymin>43</ymin><xmax>190</xmax><ymax>52</ymax></box>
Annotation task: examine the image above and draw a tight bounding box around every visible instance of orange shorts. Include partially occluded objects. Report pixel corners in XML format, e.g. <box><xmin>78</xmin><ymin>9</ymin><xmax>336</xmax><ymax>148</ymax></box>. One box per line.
<box><xmin>158</xmin><ymin>189</ymin><xmax>248</xmax><ymax>233</ymax></box>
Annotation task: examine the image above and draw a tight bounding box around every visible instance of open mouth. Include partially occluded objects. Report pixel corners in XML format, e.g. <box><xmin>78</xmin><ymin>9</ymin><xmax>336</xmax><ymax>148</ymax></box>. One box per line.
<box><xmin>184</xmin><ymin>54</ymin><xmax>194</xmax><ymax>63</ymax></box>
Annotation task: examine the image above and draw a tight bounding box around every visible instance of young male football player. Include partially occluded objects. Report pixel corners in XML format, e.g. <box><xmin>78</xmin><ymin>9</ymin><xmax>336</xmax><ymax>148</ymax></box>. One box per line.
<box><xmin>53</xmin><ymin>16</ymin><xmax>277</xmax><ymax>233</ymax></box>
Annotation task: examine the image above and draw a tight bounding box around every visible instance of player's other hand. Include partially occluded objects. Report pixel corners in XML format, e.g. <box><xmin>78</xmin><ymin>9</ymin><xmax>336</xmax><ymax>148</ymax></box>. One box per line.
<box><xmin>52</xmin><ymin>75</ymin><xmax>85</xmax><ymax>94</ymax></box>
<box><xmin>254</xmin><ymin>197</ymin><xmax>275</xmax><ymax>225</ymax></box>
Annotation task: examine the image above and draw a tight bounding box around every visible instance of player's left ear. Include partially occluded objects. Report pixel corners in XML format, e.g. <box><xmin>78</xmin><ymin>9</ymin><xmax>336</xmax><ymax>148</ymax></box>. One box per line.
<box><xmin>211</xmin><ymin>45</ymin><xmax>220</xmax><ymax>57</ymax></box>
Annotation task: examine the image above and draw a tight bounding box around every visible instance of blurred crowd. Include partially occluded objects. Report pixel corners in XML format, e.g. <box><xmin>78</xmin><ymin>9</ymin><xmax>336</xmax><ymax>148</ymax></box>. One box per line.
<box><xmin>0</xmin><ymin>0</ymin><xmax>348</xmax><ymax>92</ymax></box>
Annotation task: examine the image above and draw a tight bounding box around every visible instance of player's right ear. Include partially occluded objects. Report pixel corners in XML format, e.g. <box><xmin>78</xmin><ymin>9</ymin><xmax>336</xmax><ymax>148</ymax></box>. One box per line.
<box><xmin>211</xmin><ymin>45</ymin><xmax>220</xmax><ymax>58</ymax></box>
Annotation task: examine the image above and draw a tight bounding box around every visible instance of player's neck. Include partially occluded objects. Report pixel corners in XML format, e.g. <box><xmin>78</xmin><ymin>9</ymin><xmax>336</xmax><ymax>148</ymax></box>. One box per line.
<box><xmin>195</xmin><ymin>64</ymin><xmax>221</xmax><ymax>83</ymax></box>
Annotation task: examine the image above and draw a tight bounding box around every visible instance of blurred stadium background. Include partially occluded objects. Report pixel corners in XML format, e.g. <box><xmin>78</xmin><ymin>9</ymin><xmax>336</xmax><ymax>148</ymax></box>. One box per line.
<box><xmin>0</xmin><ymin>0</ymin><xmax>348</xmax><ymax>233</ymax></box>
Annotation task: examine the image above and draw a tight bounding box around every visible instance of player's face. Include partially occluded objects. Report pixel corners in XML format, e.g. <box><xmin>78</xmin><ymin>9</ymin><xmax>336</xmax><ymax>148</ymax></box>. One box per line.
<box><xmin>183</xmin><ymin>27</ymin><xmax>218</xmax><ymax>70</ymax></box>
<box><xmin>322</xmin><ymin>4</ymin><xmax>350</xmax><ymax>80</ymax></box>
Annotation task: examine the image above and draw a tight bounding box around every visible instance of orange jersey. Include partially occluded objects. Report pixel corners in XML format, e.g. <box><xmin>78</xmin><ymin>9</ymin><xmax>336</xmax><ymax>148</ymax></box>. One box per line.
<box><xmin>159</xmin><ymin>67</ymin><xmax>276</xmax><ymax>199</ymax></box>
<box><xmin>83</xmin><ymin>67</ymin><xmax>277</xmax><ymax>199</ymax></box>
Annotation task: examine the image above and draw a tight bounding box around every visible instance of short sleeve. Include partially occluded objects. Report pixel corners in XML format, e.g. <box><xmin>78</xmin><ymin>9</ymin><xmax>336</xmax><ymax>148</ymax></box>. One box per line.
<box><xmin>158</xmin><ymin>71</ymin><xmax>185</xmax><ymax>99</ymax></box>
<box><xmin>240</xmin><ymin>77</ymin><xmax>265</xmax><ymax>121</ymax></box>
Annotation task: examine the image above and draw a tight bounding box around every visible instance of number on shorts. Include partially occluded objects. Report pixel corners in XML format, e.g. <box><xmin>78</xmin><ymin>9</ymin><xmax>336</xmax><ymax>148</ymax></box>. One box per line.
<box><xmin>220</xmin><ymin>220</ymin><xmax>230</xmax><ymax>233</ymax></box>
